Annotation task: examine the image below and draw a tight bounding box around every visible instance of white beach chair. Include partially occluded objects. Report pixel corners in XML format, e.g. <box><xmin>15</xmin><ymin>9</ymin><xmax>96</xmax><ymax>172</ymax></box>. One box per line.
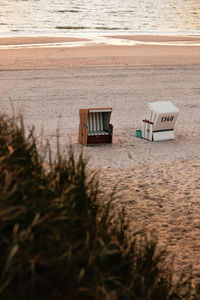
<box><xmin>142</xmin><ymin>101</ymin><xmax>179</xmax><ymax>141</ymax></box>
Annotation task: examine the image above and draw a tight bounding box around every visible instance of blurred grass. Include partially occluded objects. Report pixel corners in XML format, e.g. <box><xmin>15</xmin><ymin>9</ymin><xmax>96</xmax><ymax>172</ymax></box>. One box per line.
<box><xmin>0</xmin><ymin>113</ymin><xmax>199</xmax><ymax>300</ymax></box>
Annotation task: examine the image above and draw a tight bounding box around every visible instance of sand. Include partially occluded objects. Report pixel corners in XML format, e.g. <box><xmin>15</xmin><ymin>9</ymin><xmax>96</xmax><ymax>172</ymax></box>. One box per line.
<box><xmin>0</xmin><ymin>35</ymin><xmax>200</xmax><ymax>282</ymax></box>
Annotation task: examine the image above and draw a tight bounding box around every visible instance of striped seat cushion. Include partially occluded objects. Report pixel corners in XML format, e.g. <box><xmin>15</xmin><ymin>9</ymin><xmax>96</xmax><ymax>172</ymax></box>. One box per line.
<box><xmin>88</xmin><ymin>112</ymin><xmax>109</xmax><ymax>135</ymax></box>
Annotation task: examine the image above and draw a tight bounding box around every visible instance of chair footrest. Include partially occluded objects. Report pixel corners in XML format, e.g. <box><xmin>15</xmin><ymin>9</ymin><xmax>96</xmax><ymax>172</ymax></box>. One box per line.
<box><xmin>87</xmin><ymin>134</ymin><xmax>112</xmax><ymax>144</ymax></box>
<box><xmin>153</xmin><ymin>130</ymin><xmax>174</xmax><ymax>141</ymax></box>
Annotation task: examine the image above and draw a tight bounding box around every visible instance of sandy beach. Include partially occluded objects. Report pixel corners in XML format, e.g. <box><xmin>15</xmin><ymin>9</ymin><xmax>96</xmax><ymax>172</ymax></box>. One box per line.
<box><xmin>0</xmin><ymin>35</ymin><xmax>200</xmax><ymax>282</ymax></box>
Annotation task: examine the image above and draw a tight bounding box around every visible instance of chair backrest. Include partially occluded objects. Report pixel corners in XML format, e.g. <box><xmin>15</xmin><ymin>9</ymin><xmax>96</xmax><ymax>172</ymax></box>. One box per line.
<box><xmin>87</xmin><ymin>109</ymin><xmax>112</xmax><ymax>132</ymax></box>
<box><xmin>148</xmin><ymin>101</ymin><xmax>179</xmax><ymax>131</ymax></box>
<box><xmin>88</xmin><ymin>112</ymin><xmax>103</xmax><ymax>132</ymax></box>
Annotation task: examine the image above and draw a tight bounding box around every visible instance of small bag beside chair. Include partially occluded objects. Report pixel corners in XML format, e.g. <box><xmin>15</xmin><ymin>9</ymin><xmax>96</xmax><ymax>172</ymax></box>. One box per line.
<box><xmin>78</xmin><ymin>108</ymin><xmax>113</xmax><ymax>145</ymax></box>
<box><xmin>142</xmin><ymin>101</ymin><xmax>179</xmax><ymax>141</ymax></box>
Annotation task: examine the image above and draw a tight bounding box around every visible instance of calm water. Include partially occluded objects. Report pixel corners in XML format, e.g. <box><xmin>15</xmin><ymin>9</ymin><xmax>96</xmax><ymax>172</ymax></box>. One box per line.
<box><xmin>1</xmin><ymin>0</ymin><xmax>200</xmax><ymax>37</ymax></box>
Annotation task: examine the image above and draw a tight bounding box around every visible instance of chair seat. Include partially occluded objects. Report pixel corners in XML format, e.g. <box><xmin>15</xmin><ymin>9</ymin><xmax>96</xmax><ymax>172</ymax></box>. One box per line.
<box><xmin>88</xmin><ymin>130</ymin><xmax>109</xmax><ymax>136</ymax></box>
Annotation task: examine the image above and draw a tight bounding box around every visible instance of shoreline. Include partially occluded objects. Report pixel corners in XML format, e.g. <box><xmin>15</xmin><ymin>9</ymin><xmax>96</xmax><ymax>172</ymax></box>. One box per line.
<box><xmin>1</xmin><ymin>34</ymin><xmax>200</xmax><ymax>70</ymax></box>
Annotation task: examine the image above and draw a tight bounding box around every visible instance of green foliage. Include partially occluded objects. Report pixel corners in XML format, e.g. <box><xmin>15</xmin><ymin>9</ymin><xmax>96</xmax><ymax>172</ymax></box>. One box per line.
<box><xmin>0</xmin><ymin>113</ymin><xmax>199</xmax><ymax>300</ymax></box>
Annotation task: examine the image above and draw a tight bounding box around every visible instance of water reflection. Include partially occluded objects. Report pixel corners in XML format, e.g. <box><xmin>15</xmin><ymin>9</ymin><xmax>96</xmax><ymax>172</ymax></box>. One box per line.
<box><xmin>0</xmin><ymin>0</ymin><xmax>200</xmax><ymax>36</ymax></box>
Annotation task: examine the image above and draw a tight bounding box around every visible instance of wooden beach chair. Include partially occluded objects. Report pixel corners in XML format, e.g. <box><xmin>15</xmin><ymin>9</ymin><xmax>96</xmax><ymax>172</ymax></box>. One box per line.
<box><xmin>78</xmin><ymin>108</ymin><xmax>113</xmax><ymax>145</ymax></box>
<box><xmin>142</xmin><ymin>101</ymin><xmax>179</xmax><ymax>141</ymax></box>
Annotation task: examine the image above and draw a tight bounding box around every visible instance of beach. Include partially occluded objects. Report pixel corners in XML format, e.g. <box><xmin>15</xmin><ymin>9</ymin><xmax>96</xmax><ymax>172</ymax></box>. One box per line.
<box><xmin>0</xmin><ymin>35</ymin><xmax>200</xmax><ymax>281</ymax></box>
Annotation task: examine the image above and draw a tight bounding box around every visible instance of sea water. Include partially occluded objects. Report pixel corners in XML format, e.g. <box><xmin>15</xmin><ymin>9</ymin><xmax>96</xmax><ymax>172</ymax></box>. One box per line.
<box><xmin>0</xmin><ymin>0</ymin><xmax>200</xmax><ymax>37</ymax></box>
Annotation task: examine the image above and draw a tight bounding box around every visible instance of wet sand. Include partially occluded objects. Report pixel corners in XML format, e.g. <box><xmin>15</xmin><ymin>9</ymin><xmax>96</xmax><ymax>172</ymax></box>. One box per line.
<box><xmin>0</xmin><ymin>35</ymin><xmax>200</xmax><ymax>282</ymax></box>
<box><xmin>1</xmin><ymin>35</ymin><xmax>200</xmax><ymax>70</ymax></box>
<box><xmin>0</xmin><ymin>36</ymin><xmax>89</xmax><ymax>45</ymax></box>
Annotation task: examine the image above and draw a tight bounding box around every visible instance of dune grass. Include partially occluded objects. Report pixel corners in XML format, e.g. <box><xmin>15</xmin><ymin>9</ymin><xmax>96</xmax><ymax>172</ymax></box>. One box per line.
<box><xmin>0</xmin><ymin>113</ymin><xmax>199</xmax><ymax>299</ymax></box>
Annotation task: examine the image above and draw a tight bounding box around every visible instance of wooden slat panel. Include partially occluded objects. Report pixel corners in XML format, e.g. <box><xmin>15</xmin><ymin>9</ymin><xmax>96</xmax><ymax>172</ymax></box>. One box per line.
<box><xmin>78</xmin><ymin>124</ymin><xmax>81</xmax><ymax>143</ymax></box>
<box><xmin>79</xmin><ymin>109</ymin><xmax>88</xmax><ymax>126</ymax></box>
<box><xmin>84</xmin><ymin>126</ymin><xmax>88</xmax><ymax>145</ymax></box>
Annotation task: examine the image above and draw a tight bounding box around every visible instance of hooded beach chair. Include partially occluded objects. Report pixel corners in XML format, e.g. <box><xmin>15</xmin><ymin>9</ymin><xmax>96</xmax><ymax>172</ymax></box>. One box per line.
<box><xmin>142</xmin><ymin>101</ymin><xmax>179</xmax><ymax>141</ymax></box>
<box><xmin>78</xmin><ymin>108</ymin><xmax>113</xmax><ymax>145</ymax></box>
